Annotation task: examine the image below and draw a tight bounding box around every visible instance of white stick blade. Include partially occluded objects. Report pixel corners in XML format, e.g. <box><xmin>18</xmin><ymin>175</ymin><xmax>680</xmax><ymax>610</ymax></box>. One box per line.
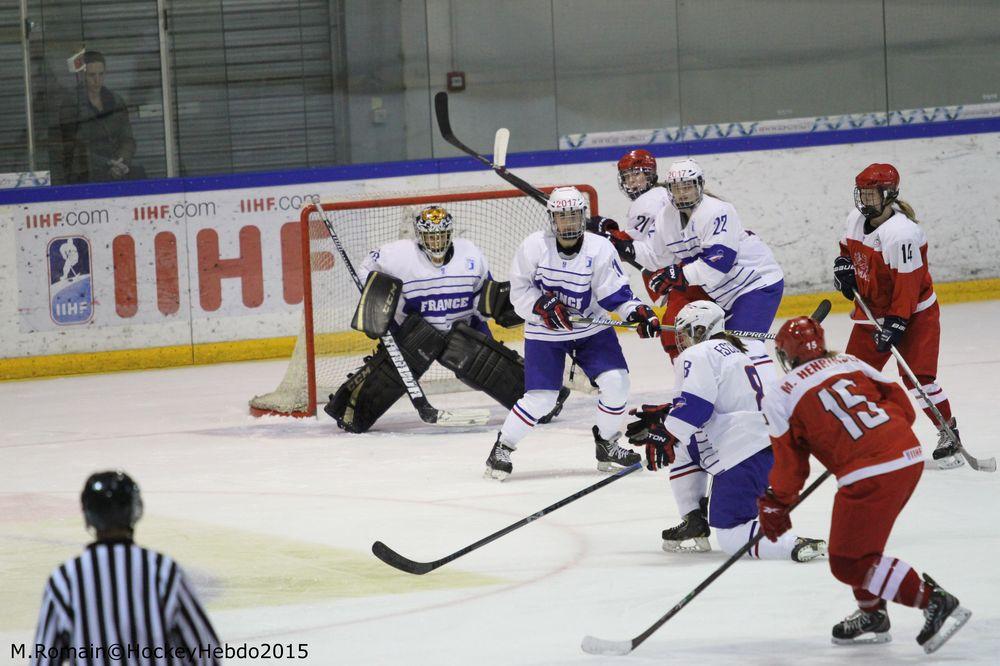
<box><xmin>436</xmin><ymin>409</ymin><xmax>491</xmax><ymax>427</ymax></box>
<box><xmin>493</xmin><ymin>128</ymin><xmax>510</xmax><ymax>167</ymax></box>
<box><xmin>581</xmin><ymin>635</ymin><xmax>633</xmax><ymax>656</ymax></box>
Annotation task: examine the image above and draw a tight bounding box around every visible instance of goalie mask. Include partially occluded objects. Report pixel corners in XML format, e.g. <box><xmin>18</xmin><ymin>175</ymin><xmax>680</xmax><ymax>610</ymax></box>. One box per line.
<box><xmin>617</xmin><ymin>149</ymin><xmax>658</xmax><ymax>200</ymax></box>
<box><xmin>674</xmin><ymin>300</ymin><xmax>726</xmax><ymax>352</ymax></box>
<box><xmin>665</xmin><ymin>158</ymin><xmax>705</xmax><ymax>210</ymax></box>
<box><xmin>414</xmin><ymin>205</ymin><xmax>454</xmax><ymax>265</ymax></box>
<box><xmin>547</xmin><ymin>186</ymin><xmax>588</xmax><ymax>244</ymax></box>
<box><xmin>854</xmin><ymin>163</ymin><xmax>899</xmax><ymax>218</ymax></box>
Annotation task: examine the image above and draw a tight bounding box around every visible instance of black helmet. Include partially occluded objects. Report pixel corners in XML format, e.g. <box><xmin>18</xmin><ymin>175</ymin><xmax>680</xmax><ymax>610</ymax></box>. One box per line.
<box><xmin>81</xmin><ymin>471</ymin><xmax>143</xmax><ymax>532</ymax></box>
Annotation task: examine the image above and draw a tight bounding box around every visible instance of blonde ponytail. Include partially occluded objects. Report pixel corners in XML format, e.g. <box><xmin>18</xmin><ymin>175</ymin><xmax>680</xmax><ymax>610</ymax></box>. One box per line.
<box><xmin>894</xmin><ymin>199</ymin><xmax>919</xmax><ymax>223</ymax></box>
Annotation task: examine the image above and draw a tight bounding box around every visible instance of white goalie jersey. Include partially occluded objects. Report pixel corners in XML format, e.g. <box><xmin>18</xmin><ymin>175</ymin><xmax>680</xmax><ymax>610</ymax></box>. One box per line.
<box><xmin>632</xmin><ymin>195</ymin><xmax>784</xmax><ymax>309</ymax></box>
<box><xmin>509</xmin><ymin>231</ymin><xmax>642</xmax><ymax>342</ymax></box>
<box><xmin>358</xmin><ymin>238</ymin><xmax>489</xmax><ymax>332</ymax></box>
<box><xmin>664</xmin><ymin>337</ymin><xmax>771</xmax><ymax>473</ymax></box>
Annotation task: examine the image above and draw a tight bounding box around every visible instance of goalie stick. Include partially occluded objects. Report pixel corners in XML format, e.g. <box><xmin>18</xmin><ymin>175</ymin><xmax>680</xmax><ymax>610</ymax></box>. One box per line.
<box><xmin>309</xmin><ymin>200</ymin><xmax>490</xmax><ymax>428</ymax></box>
<box><xmin>852</xmin><ymin>290</ymin><xmax>995</xmax><ymax>473</ymax></box>
<box><xmin>372</xmin><ymin>461</ymin><xmax>642</xmax><ymax>575</ymax></box>
<box><xmin>581</xmin><ymin>470</ymin><xmax>832</xmax><ymax>656</ymax></box>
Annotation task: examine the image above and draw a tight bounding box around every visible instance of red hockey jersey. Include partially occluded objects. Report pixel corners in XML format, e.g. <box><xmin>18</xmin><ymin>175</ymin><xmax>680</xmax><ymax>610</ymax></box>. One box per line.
<box><xmin>765</xmin><ymin>354</ymin><xmax>922</xmax><ymax>505</ymax></box>
<box><xmin>840</xmin><ymin>209</ymin><xmax>935</xmax><ymax>321</ymax></box>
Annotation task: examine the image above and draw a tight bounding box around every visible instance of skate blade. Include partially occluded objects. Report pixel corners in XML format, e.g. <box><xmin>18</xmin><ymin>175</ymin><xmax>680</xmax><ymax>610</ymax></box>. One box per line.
<box><xmin>832</xmin><ymin>632</ymin><xmax>892</xmax><ymax>646</ymax></box>
<box><xmin>662</xmin><ymin>537</ymin><xmax>712</xmax><ymax>553</ymax></box>
<box><xmin>926</xmin><ymin>454</ymin><xmax>964</xmax><ymax>471</ymax></box>
<box><xmin>922</xmin><ymin>606</ymin><xmax>972</xmax><ymax>654</ymax></box>
<box><xmin>483</xmin><ymin>467</ymin><xmax>510</xmax><ymax>481</ymax></box>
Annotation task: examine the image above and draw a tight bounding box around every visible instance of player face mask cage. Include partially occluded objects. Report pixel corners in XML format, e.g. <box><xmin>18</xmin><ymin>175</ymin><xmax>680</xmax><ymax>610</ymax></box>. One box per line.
<box><xmin>547</xmin><ymin>187</ymin><xmax>588</xmax><ymax>243</ymax></box>
<box><xmin>617</xmin><ymin>150</ymin><xmax>658</xmax><ymax>200</ymax></box>
<box><xmin>413</xmin><ymin>205</ymin><xmax>454</xmax><ymax>264</ymax></box>
<box><xmin>665</xmin><ymin>158</ymin><xmax>705</xmax><ymax>210</ymax></box>
<box><xmin>854</xmin><ymin>163</ymin><xmax>899</xmax><ymax>217</ymax></box>
<box><xmin>674</xmin><ymin>301</ymin><xmax>726</xmax><ymax>352</ymax></box>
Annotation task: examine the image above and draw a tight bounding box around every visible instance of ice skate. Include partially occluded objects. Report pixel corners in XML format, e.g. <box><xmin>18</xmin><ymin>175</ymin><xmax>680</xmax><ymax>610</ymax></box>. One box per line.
<box><xmin>916</xmin><ymin>574</ymin><xmax>971</xmax><ymax>654</ymax></box>
<box><xmin>930</xmin><ymin>418</ymin><xmax>964</xmax><ymax>470</ymax></box>
<box><xmin>791</xmin><ymin>537</ymin><xmax>827</xmax><ymax>562</ymax></box>
<box><xmin>485</xmin><ymin>435</ymin><xmax>514</xmax><ymax>480</ymax></box>
<box><xmin>831</xmin><ymin>607</ymin><xmax>892</xmax><ymax>645</ymax></box>
<box><xmin>593</xmin><ymin>425</ymin><xmax>640</xmax><ymax>472</ymax></box>
<box><xmin>662</xmin><ymin>499</ymin><xmax>711</xmax><ymax>553</ymax></box>
<box><xmin>536</xmin><ymin>386</ymin><xmax>571</xmax><ymax>425</ymax></box>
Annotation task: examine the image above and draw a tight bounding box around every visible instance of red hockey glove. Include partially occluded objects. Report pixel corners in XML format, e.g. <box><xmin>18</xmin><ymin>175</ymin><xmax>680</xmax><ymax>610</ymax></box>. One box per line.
<box><xmin>533</xmin><ymin>292</ymin><xmax>572</xmax><ymax>330</ymax></box>
<box><xmin>627</xmin><ymin>304</ymin><xmax>661</xmax><ymax>338</ymax></box>
<box><xmin>873</xmin><ymin>316</ymin><xmax>907</xmax><ymax>353</ymax></box>
<box><xmin>757</xmin><ymin>488</ymin><xmax>792</xmax><ymax>542</ymax></box>
<box><xmin>648</xmin><ymin>264</ymin><xmax>687</xmax><ymax>296</ymax></box>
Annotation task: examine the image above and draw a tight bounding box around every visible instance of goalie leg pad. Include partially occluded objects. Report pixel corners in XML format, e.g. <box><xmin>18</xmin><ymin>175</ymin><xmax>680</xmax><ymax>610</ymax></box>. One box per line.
<box><xmin>440</xmin><ymin>321</ymin><xmax>525</xmax><ymax>408</ymax></box>
<box><xmin>326</xmin><ymin>315</ymin><xmax>445</xmax><ymax>432</ymax></box>
<box><xmin>351</xmin><ymin>270</ymin><xmax>403</xmax><ymax>339</ymax></box>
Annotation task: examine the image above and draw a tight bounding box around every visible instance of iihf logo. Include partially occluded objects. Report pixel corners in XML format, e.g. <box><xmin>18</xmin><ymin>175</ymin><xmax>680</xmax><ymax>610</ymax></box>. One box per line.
<box><xmin>47</xmin><ymin>236</ymin><xmax>94</xmax><ymax>325</ymax></box>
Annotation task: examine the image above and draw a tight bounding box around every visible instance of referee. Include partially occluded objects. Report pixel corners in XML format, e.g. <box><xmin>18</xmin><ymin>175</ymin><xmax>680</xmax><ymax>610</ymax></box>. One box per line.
<box><xmin>31</xmin><ymin>471</ymin><xmax>221</xmax><ymax>665</ymax></box>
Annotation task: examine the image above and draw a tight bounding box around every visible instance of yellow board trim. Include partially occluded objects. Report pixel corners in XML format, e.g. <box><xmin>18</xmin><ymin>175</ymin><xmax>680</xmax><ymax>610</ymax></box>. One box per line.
<box><xmin>3</xmin><ymin>277</ymin><xmax>998</xmax><ymax>381</ymax></box>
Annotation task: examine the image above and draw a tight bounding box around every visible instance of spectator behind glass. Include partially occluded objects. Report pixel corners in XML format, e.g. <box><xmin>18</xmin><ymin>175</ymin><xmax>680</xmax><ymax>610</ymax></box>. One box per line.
<box><xmin>60</xmin><ymin>51</ymin><xmax>146</xmax><ymax>183</ymax></box>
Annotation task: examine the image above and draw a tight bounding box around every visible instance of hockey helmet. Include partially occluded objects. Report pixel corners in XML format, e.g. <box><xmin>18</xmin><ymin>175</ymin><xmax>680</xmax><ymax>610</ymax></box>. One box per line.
<box><xmin>854</xmin><ymin>163</ymin><xmax>899</xmax><ymax>217</ymax></box>
<box><xmin>546</xmin><ymin>186</ymin><xmax>588</xmax><ymax>244</ymax></box>
<box><xmin>674</xmin><ymin>300</ymin><xmax>726</xmax><ymax>352</ymax></box>
<box><xmin>775</xmin><ymin>316</ymin><xmax>827</xmax><ymax>371</ymax></box>
<box><xmin>413</xmin><ymin>205</ymin><xmax>455</xmax><ymax>264</ymax></box>
<box><xmin>664</xmin><ymin>158</ymin><xmax>705</xmax><ymax>210</ymax></box>
<box><xmin>617</xmin><ymin>149</ymin><xmax>658</xmax><ymax>200</ymax></box>
<box><xmin>81</xmin><ymin>470</ymin><xmax>144</xmax><ymax>532</ymax></box>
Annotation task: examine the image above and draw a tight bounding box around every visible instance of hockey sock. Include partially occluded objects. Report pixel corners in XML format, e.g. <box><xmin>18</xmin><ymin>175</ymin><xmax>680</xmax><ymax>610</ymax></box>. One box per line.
<box><xmin>593</xmin><ymin>369</ymin><xmax>629</xmax><ymax>440</ymax></box>
<box><xmin>905</xmin><ymin>382</ymin><xmax>952</xmax><ymax>423</ymax></box>
<box><xmin>499</xmin><ymin>389</ymin><xmax>558</xmax><ymax>447</ymax></box>
<box><xmin>715</xmin><ymin>519</ymin><xmax>799</xmax><ymax>559</ymax></box>
<box><xmin>669</xmin><ymin>453</ymin><xmax>708</xmax><ymax>517</ymax></box>
<box><xmin>862</xmin><ymin>555</ymin><xmax>932</xmax><ymax>608</ymax></box>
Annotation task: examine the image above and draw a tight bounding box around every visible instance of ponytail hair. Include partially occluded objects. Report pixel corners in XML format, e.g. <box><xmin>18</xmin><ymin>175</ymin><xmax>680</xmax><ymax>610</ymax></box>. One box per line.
<box><xmin>894</xmin><ymin>198</ymin><xmax>919</xmax><ymax>223</ymax></box>
<box><xmin>713</xmin><ymin>332</ymin><xmax>748</xmax><ymax>353</ymax></box>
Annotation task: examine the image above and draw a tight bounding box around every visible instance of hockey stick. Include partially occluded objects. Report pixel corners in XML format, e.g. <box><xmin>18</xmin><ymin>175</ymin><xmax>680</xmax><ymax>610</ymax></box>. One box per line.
<box><xmin>435</xmin><ymin>92</ymin><xmax>549</xmax><ymax>206</ymax></box>
<box><xmin>493</xmin><ymin>127</ymin><xmax>510</xmax><ymax>168</ymax></box>
<box><xmin>581</xmin><ymin>470</ymin><xmax>832</xmax><ymax>656</ymax></box>
<box><xmin>372</xmin><ymin>461</ymin><xmax>643</xmax><ymax>575</ymax></box>
<box><xmin>852</xmin><ymin>290</ymin><xmax>995</xmax><ymax>473</ymax></box>
<box><xmin>309</xmin><ymin>201</ymin><xmax>490</xmax><ymax>427</ymax></box>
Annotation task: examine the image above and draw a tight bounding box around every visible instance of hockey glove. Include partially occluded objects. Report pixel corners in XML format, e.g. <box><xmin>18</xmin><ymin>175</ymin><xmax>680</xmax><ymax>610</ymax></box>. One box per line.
<box><xmin>608</xmin><ymin>231</ymin><xmax>637</xmax><ymax>265</ymax></box>
<box><xmin>757</xmin><ymin>488</ymin><xmax>792</xmax><ymax>542</ymax></box>
<box><xmin>648</xmin><ymin>264</ymin><xmax>687</xmax><ymax>296</ymax></box>
<box><xmin>586</xmin><ymin>215</ymin><xmax>619</xmax><ymax>236</ymax></box>
<box><xmin>627</xmin><ymin>304</ymin><xmax>661</xmax><ymax>338</ymax></box>
<box><xmin>832</xmin><ymin>256</ymin><xmax>857</xmax><ymax>302</ymax></box>
<box><xmin>533</xmin><ymin>292</ymin><xmax>572</xmax><ymax>331</ymax></box>
<box><xmin>873</xmin><ymin>315</ymin><xmax>907</xmax><ymax>353</ymax></box>
<box><xmin>625</xmin><ymin>403</ymin><xmax>675</xmax><ymax>471</ymax></box>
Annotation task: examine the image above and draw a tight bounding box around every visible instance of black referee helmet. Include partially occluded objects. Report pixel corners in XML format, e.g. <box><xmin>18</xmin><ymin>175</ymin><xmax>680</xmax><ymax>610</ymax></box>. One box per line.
<box><xmin>81</xmin><ymin>470</ymin><xmax>144</xmax><ymax>531</ymax></box>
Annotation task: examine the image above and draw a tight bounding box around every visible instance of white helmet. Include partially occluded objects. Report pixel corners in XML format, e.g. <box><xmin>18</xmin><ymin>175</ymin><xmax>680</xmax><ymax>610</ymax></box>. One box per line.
<box><xmin>546</xmin><ymin>186</ymin><xmax>588</xmax><ymax>243</ymax></box>
<box><xmin>413</xmin><ymin>205</ymin><xmax>454</xmax><ymax>264</ymax></box>
<box><xmin>674</xmin><ymin>300</ymin><xmax>726</xmax><ymax>352</ymax></box>
<box><xmin>664</xmin><ymin>158</ymin><xmax>705</xmax><ymax>210</ymax></box>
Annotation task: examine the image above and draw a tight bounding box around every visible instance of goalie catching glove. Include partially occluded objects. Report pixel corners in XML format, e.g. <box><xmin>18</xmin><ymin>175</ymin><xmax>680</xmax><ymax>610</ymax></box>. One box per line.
<box><xmin>627</xmin><ymin>304</ymin><xmax>661</xmax><ymax>338</ymax></box>
<box><xmin>625</xmin><ymin>403</ymin><xmax>676</xmax><ymax>471</ymax></box>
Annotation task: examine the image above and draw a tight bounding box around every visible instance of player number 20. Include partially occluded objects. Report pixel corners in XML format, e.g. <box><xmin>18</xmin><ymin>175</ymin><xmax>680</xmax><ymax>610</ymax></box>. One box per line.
<box><xmin>818</xmin><ymin>378</ymin><xmax>889</xmax><ymax>440</ymax></box>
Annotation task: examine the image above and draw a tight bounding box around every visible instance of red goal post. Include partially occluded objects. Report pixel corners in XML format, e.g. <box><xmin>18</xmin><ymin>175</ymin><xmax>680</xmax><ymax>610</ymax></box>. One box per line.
<box><xmin>249</xmin><ymin>184</ymin><xmax>600</xmax><ymax>418</ymax></box>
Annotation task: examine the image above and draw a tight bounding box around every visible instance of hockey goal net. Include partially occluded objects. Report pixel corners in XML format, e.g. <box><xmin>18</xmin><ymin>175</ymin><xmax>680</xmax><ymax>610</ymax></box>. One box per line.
<box><xmin>250</xmin><ymin>184</ymin><xmax>599</xmax><ymax>417</ymax></box>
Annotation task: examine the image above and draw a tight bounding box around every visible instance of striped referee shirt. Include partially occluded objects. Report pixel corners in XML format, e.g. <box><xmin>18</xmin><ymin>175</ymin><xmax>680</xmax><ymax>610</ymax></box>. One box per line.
<box><xmin>32</xmin><ymin>540</ymin><xmax>220</xmax><ymax>665</ymax></box>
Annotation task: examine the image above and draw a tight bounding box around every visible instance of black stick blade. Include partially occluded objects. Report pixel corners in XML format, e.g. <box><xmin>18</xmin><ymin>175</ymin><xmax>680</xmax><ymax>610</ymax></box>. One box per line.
<box><xmin>434</xmin><ymin>92</ymin><xmax>454</xmax><ymax>140</ymax></box>
<box><xmin>811</xmin><ymin>298</ymin><xmax>832</xmax><ymax>323</ymax></box>
<box><xmin>371</xmin><ymin>541</ymin><xmax>436</xmax><ymax>575</ymax></box>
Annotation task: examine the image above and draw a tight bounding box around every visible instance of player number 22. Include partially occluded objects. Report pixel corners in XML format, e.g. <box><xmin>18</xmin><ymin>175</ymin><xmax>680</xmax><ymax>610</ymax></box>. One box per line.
<box><xmin>818</xmin><ymin>378</ymin><xmax>889</xmax><ymax>440</ymax></box>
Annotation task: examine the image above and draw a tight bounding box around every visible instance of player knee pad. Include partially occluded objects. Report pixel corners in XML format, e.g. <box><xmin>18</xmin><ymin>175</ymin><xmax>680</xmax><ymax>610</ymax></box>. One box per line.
<box><xmin>714</xmin><ymin>525</ymin><xmax>748</xmax><ymax>557</ymax></box>
<box><xmin>517</xmin><ymin>389</ymin><xmax>560</xmax><ymax>420</ymax></box>
<box><xmin>439</xmin><ymin>321</ymin><xmax>525</xmax><ymax>408</ymax></box>
<box><xmin>594</xmin><ymin>368</ymin><xmax>630</xmax><ymax>408</ymax></box>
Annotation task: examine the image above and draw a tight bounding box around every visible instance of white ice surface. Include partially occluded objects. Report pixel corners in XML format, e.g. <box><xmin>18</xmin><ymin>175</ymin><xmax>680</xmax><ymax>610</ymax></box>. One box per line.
<box><xmin>2</xmin><ymin>302</ymin><xmax>998</xmax><ymax>665</ymax></box>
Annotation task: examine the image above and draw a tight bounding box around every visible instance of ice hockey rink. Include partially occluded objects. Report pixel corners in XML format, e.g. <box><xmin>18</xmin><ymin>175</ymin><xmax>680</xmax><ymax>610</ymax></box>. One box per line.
<box><xmin>2</xmin><ymin>302</ymin><xmax>998</xmax><ymax>665</ymax></box>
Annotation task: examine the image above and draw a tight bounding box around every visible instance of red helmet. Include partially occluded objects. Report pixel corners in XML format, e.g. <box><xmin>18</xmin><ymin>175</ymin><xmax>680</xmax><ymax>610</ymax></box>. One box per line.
<box><xmin>775</xmin><ymin>316</ymin><xmax>827</xmax><ymax>371</ymax></box>
<box><xmin>617</xmin><ymin>149</ymin><xmax>658</xmax><ymax>200</ymax></box>
<box><xmin>854</xmin><ymin>163</ymin><xmax>900</xmax><ymax>216</ymax></box>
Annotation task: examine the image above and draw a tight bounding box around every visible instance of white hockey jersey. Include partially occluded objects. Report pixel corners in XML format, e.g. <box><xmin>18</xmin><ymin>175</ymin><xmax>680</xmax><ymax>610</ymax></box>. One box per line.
<box><xmin>632</xmin><ymin>195</ymin><xmax>784</xmax><ymax>310</ymax></box>
<box><xmin>359</xmin><ymin>238</ymin><xmax>489</xmax><ymax>332</ymax></box>
<box><xmin>664</xmin><ymin>337</ymin><xmax>771</xmax><ymax>473</ymax></box>
<box><xmin>623</xmin><ymin>186</ymin><xmax>670</xmax><ymax>241</ymax></box>
<box><xmin>510</xmin><ymin>231</ymin><xmax>643</xmax><ymax>342</ymax></box>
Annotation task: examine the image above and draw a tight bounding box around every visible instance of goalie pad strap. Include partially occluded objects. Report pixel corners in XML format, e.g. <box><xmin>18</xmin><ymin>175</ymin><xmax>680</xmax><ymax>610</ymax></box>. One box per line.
<box><xmin>326</xmin><ymin>315</ymin><xmax>445</xmax><ymax>432</ymax></box>
<box><xmin>439</xmin><ymin>321</ymin><xmax>525</xmax><ymax>409</ymax></box>
<box><xmin>477</xmin><ymin>278</ymin><xmax>523</xmax><ymax>328</ymax></box>
<box><xmin>351</xmin><ymin>270</ymin><xmax>403</xmax><ymax>339</ymax></box>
